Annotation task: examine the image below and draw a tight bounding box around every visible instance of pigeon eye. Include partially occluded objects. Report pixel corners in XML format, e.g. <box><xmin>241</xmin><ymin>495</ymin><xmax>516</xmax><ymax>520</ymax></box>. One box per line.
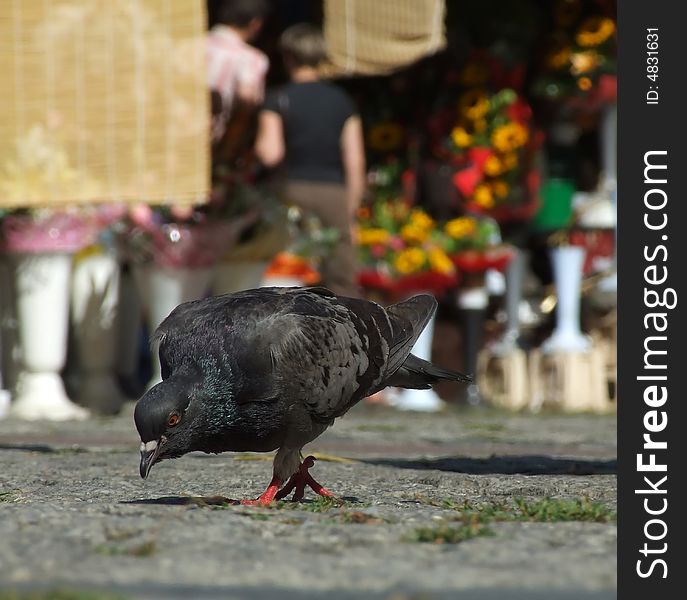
<box><xmin>167</xmin><ymin>413</ymin><xmax>181</xmax><ymax>428</ymax></box>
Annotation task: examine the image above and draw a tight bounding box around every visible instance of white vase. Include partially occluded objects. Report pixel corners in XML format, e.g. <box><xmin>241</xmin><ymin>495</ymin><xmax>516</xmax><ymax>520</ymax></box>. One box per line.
<box><xmin>70</xmin><ymin>251</ymin><xmax>125</xmax><ymax>415</ymax></box>
<box><xmin>386</xmin><ymin>308</ymin><xmax>445</xmax><ymax>412</ymax></box>
<box><xmin>542</xmin><ymin>245</ymin><xmax>591</xmax><ymax>353</ymax></box>
<box><xmin>9</xmin><ymin>253</ymin><xmax>89</xmax><ymax>420</ymax></box>
<box><xmin>136</xmin><ymin>265</ymin><xmax>215</xmax><ymax>389</ymax></box>
<box><xmin>260</xmin><ymin>274</ymin><xmax>304</xmax><ymax>288</ymax></box>
<box><xmin>213</xmin><ymin>260</ymin><xmax>269</xmax><ymax>295</ymax></box>
<box><xmin>491</xmin><ymin>248</ymin><xmax>526</xmax><ymax>357</ymax></box>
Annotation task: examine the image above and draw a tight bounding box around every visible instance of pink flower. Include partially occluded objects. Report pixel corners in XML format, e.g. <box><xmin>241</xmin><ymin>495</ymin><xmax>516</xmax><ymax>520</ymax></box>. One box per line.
<box><xmin>389</xmin><ymin>236</ymin><xmax>405</xmax><ymax>251</ymax></box>
<box><xmin>371</xmin><ymin>244</ymin><xmax>386</xmax><ymax>258</ymax></box>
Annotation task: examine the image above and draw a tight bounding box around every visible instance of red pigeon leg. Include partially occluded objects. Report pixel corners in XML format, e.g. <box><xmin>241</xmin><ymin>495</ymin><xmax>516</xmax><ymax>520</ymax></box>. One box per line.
<box><xmin>240</xmin><ymin>474</ymin><xmax>283</xmax><ymax>506</ymax></box>
<box><xmin>275</xmin><ymin>456</ymin><xmax>336</xmax><ymax>502</ymax></box>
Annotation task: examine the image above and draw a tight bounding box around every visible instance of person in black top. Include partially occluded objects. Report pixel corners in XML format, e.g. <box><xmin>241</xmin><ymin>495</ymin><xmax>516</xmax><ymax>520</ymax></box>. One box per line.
<box><xmin>255</xmin><ymin>23</ymin><xmax>365</xmax><ymax>297</ymax></box>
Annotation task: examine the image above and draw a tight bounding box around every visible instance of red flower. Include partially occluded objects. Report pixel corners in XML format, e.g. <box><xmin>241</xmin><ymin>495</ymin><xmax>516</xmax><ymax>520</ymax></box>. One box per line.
<box><xmin>358</xmin><ymin>269</ymin><xmax>459</xmax><ymax>298</ymax></box>
<box><xmin>451</xmin><ymin>247</ymin><xmax>515</xmax><ymax>273</ymax></box>
<box><xmin>506</xmin><ymin>99</ymin><xmax>533</xmax><ymax>123</ymax></box>
<box><xmin>453</xmin><ymin>164</ymin><xmax>483</xmax><ymax>198</ymax></box>
<box><xmin>467</xmin><ymin>147</ymin><xmax>494</xmax><ymax>170</ymax></box>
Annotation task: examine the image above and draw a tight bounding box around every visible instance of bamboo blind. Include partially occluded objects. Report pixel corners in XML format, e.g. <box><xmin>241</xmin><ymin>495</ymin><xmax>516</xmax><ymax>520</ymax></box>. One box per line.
<box><xmin>0</xmin><ymin>0</ymin><xmax>210</xmax><ymax>209</ymax></box>
<box><xmin>323</xmin><ymin>0</ymin><xmax>446</xmax><ymax>77</ymax></box>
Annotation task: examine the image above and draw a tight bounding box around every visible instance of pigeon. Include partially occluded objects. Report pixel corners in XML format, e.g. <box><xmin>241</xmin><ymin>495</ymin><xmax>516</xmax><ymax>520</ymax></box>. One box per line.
<box><xmin>134</xmin><ymin>286</ymin><xmax>471</xmax><ymax>504</ymax></box>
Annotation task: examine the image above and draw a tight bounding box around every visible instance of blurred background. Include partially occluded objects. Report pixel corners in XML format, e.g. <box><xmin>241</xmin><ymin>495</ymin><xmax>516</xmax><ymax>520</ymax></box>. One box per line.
<box><xmin>0</xmin><ymin>0</ymin><xmax>617</xmax><ymax>421</ymax></box>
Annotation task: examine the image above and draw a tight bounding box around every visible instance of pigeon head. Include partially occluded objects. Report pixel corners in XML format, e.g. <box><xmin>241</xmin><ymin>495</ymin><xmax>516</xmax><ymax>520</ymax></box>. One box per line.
<box><xmin>134</xmin><ymin>377</ymin><xmax>197</xmax><ymax>479</ymax></box>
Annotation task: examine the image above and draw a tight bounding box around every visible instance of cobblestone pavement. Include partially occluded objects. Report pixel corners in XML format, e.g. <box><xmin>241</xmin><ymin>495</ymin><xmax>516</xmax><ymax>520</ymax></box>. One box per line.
<box><xmin>0</xmin><ymin>403</ymin><xmax>617</xmax><ymax>600</ymax></box>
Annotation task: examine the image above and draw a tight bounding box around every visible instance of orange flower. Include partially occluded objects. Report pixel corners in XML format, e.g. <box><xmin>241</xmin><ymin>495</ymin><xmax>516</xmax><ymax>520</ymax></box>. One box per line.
<box><xmin>577</xmin><ymin>76</ymin><xmax>593</xmax><ymax>91</ymax></box>
<box><xmin>445</xmin><ymin>217</ymin><xmax>477</xmax><ymax>239</ymax></box>
<box><xmin>491</xmin><ymin>180</ymin><xmax>510</xmax><ymax>199</ymax></box>
<box><xmin>473</xmin><ymin>184</ymin><xmax>495</xmax><ymax>209</ymax></box>
<box><xmin>570</xmin><ymin>51</ymin><xmax>600</xmax><ymax>76</ymax></box>
<box><xmin>501</xmin><ymin>153</ymin><xmax>519</xmax><ymax>171</ymax></box>
<box><xmin>409</xmin><ymin>209</ymin><xmax>435</xmax><ymax>231</ymax></box>
<box><xmin>394</xmin><ymin>247</ymin><xmax>426</xmax><ymax>274</ymax></box>
<box><xmin>484</xmin><ymin>155</ymin><xmax>504</xmax><ymax>177</ymax></box>
<box><xmin>428</xmin><ymin>247</ymin><xmax>455</xmax><ymax>275</ymax></box>
<box><xmin>547</xmin><ymin>45</ymin><xmax>572</xmax><ymax>70</ymax></box>
<box><xmin>576</xmin><ymin>17</ymin><xmax>616</xmax><ymax>47</ymax></box>
<box><xmin>358</xmin><ymin>228</ymin><xmax>390</xmax><ymax>245</ymax></box>
<box><xmin>451</xmin><ymin>126</ymin><xmax>473</xmax><ymax>148</ymax></box>
<box><xmin>492</xmin><ymin>123</ymin><xmax>529</xmax><ymax>153</ymax></box>
<box><xmin>400</xmin><ymin>224</ymin><xmax>428</xmax><ymax>245</ymax></box>
<box><xmin>458</xmin><ymin>89</ymin><xmax>490</xmax><ymax>121</ymax></box>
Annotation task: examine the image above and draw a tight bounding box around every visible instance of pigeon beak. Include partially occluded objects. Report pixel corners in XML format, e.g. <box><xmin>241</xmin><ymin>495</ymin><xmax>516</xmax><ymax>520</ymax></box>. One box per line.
<box><xmin>139</xmin><ymin>440</ymin><xmax>162</xmax><ymax>479</ymax></box>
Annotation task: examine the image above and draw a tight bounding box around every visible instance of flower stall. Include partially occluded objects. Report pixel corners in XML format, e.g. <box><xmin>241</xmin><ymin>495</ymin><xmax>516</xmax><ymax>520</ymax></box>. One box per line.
<box><xmin>429</xmin><ymin>85</ymin><xmax>542</xmax><ymax>224</ymax></box>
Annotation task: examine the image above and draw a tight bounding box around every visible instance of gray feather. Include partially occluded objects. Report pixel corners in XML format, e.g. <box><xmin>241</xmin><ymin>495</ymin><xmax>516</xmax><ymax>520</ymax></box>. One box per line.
<box><xmin>145</xmin><ymin>286</ymin><xmax>470</xmax><ymax>476</ymax></box>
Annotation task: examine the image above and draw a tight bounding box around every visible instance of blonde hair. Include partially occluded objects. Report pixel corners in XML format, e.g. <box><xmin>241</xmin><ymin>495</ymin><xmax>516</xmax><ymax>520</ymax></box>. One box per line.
<box><xmin>279</xmin><ymin>23</ymin><xmax>326</xmax><ymax>68</ymax></box>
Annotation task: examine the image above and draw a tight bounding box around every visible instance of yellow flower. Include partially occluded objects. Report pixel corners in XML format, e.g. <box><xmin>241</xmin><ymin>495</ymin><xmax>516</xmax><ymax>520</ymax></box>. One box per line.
<box><xmin>491</xmin><ymin>179</ymin><xmax>510</xmax><ymax>199</ymax></box>
<box><xmin>451</xmin><ymin>126</ymin><xmax>473</xmax><ymax>148</ymax></box>
<box><xmin>409</xmin><ymin>209</ymin><xmax>435</xmax><ymax>231</ymax></box>
<box><xmin>484</xmin><ymin>155</ymin><xmax>504</xmax><ymax>177</ymax></box>
<box><xmin>358</xmin><ymin>228</ymin><xmax>390</xmax><ymax>245</ymax></box>
<box><xmin>428</xmin><ymin>247</ymin><xmax>455</xmax><ymax>275</ymax></box>
<box><xmin>570</xmin><ymin>51</ymin><xmax>600</xmax><ymax>76</ymax></box>
<box><xmin>576</xmin><ymin>17</ymin><xmax>616</xmax><ymax>47</ymax></box>
<box><xmin>501</xmin><ymin>152</ymin><xmax>519</xmax><ymax>171</ymax></box>
<box><xmin>445</xmin><ymin>217</ymin><xmax>477</xmax><ymax>239</ymax></box>
<box><xmin>400</xmin><ymin>223</ymin><xmax>428</xmax><ymax>245</ymax></box>
<box><xmin>472</xmin><ymin>119</ymin><xmax>488</xmax><ymax>134</ymax></box>
<box><xmin>491</xmin><ymin>123</ymin><xmax>529</xmax><ymax>153</ymax></box>
<box><xmin>547</xmin><ymin>45</ymin><xmax>572</xmax><ymax>70</ymax></box>
<box><xmin>474</xmin><ymin>184</ymin><xmax>495</xmax><ymax>209</ymax></box>
<box><xmin>458</xmin><ymin>89</ymin><xmax>490</xmax><ymax>121</ymax></box>
<box><xmin>577</xmin><ymin>76</ymin><xmax>593</xmax><ymax>91</ymax></box>
<box><xmin>394</xmin><ymin>247</ymin><xmax>427</xmax><ymax>274</ymax></box>
<box><xmin>367</xmin><ymin>123</ymin><xmax>405</xmax><ymax>152</ymax></box>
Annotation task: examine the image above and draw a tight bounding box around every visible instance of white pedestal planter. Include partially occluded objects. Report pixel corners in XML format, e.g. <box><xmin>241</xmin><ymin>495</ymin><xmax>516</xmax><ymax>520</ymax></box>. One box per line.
<box><xmin>136</xmin><ymin>265</ymin><xmax>214</xmax><ymax>389</ymax></box>
<box><xmin>260</xmin><ymin>274</ymin><xmax>304</xmax><ymax>288</ymax></box>
<box><xmin>9</xmin><ymin>253</ymin><xmax>89</xmax><ymax>420</ymax></box>
<box><xmin>70</xmin><ymin>251</ymin><xmax>125</xmax><ymax>415</ymax></box>
<box><xmin>213</xmin><ymin>260</ymin><xmax>270</xmax><ymax>295</ymax></box>
<box><xmin>542</xmin><ymin>246</ymin><xmax>591</xmax><ymax>353</ymax></box>
<box><xmin>491</xmin><ymin>248</ymin><xmax>526</xmax><ymax>357</ymax></box>
<box><xmin>386</xmin><ymin>308</ymin><xmax>445</xmax><ymax>412</ymax></box>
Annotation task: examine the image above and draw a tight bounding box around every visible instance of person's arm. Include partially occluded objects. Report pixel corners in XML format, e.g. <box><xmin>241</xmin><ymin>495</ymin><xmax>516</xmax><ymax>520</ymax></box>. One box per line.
<box><xmin>235</xmin><ymin>50</ymin><xmax>269</xmax><ymax>106</ymax></box>
<box><xmin>340</xmin><ymin>115</ymin><xmax>366</xmax><ymax>218</ymax></box>
<box><xmin>255</xmin><ymin>109</ymin><xmax>285</xmax><ymax>168</ymax></box>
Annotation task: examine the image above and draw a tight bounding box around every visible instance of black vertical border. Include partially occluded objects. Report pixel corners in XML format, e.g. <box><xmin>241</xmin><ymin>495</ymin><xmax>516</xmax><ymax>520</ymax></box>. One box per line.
<box><xmin>618</xmin><ymin>2</ymin><xmax>687</xmax><ymax>598</ymax></box>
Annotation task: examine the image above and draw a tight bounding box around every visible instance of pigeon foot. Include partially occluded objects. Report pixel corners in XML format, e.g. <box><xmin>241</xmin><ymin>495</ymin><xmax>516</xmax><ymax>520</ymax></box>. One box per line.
<box><xmin>274</xmin><ymin>455</ymin><xmax>336</xmax><ymax>502</ymax></box>
<box><xmin>240</xmin><ymin>475</ymin><xmax>283</xmax><ymax>506</ymax></box>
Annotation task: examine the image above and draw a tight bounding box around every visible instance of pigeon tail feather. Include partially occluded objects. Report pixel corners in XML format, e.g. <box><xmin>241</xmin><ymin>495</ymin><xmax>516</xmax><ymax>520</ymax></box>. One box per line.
<box><xmin>385</xmin><ymin>353</ymin><xmax>473</xmax><ymax>389</ymax></box>
<box><xmin>384</xmin><ymin>294</ymin><xmax>437</xmax><ymax>376</ymax></box>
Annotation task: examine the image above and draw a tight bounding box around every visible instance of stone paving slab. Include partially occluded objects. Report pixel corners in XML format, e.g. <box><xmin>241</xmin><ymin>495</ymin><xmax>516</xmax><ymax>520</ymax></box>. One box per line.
<box><xmin>0</xmin><ymin>404</ymin><xmax>617</xmax><ymax>600</ymax></box>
